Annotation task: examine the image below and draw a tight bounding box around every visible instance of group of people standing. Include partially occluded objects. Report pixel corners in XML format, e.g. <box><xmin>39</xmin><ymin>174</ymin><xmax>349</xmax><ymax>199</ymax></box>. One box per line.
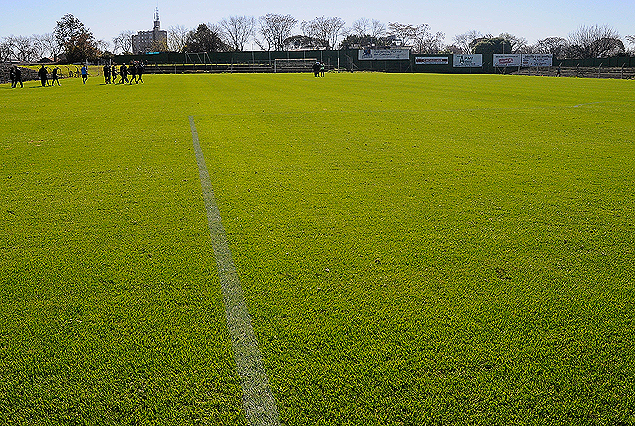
<box><xmin>6</xmin><ymin>62</ymin><xmax>147</xmax><ymax>88</ymax></box>
<box><xmin>312</xmin><ymin>61</ymin><xmax>326</xmax><ymax>77</ymax></box>
<box><xmin>103</xmin><ymin>62</ymin><xmax>145</xmax><ymax>85</ymax></box>
<box><xmin>8</xmin><ymin>65</ymin><xmax>23</xmax><ymax>88</ymax></box>
<box><xmin>37</xmin><ymin>64</ymin><xmax>62</xmax><ymax>87</ymax></box>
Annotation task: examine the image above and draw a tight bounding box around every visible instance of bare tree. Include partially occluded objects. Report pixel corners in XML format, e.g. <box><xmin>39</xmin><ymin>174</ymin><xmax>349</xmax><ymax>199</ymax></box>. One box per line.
<box><xmin>350</xmin><ymin>18</ymin><xmax>370</xmax><ymax>37</ymax></box>
<box><xmin>2</xmin><ymin>34</ymin><xmax>58</xmax><ymax>62</ymax></box>
<box><xmin>36</xmin><ymin>33</ymin><xmax>63</xmax><ymax>61</ymax></box>
<box><xmin>411</xmin><ymin>24</ymin><xmax>445</xmax><ymax>53</ymax></box>
<box><xmin>387</xmin><ymin>22</ymin><xmax>443</xmax><ymax>52</ymax></box>
<box><xmin>347</xmin><ymin>18</ymin><xmax>385</xmax><ymax>39</ymax></box>
<box><xmin>387</xmin><ymin>22</ymin><xmax>417</xmax><ymax>47</ymax></box>
<box><xmin>499</xmin><ymin>32</ymin><xmax>528</xmax><ymax>53</ymax></box>
<box><xmin>626</xmin><ymin>35</ymin><xmax>635</xmax><ymax>54</ymax></box>
<box><xmin>8</xmin><ymin>35</ymin><xmax>36</xmax><ymax>62</ymax></box>
<box><xmin>533</xmin><ymin>37</ymin><xmax>568</xmax><ymax>59</ymax></box>
<box><xmin>96</xmin><ymin>39</ymin><xmax>110</xmax><ymax>54</ymax></box>
<box><xmin>0</xmin><ymin>38</ymin><xmax>12</xmax><ymax>62</ymax></box>
<box><xmin>3</xmin><ymin>36</ymin><xmax>18</xmax><ymax>62</ymax></box>
<box><xmin>370</xmin><ymin>20</ymin><xmax>386</xmax><ymax>39</ymax></box>
<box><xmin>452</xmin><ymin>30</ymin><xmax>482</xmax><ymax>53</ymax></box>
<box><xmin>168</xmin><ymin>25</ymin><xmax>189</xmax><ymax>52</ymax></box>
<box><xmin>258</xmin><ymin>14</ymin><xmax>297</xmax><ymax>51</ymax></box>
<box><xmin>594</xmin><ymin>37</ymin><xmax>625</xmax><ymax>57</ymax></box>
<box><xmin>113</xmin><ymin>30</ymin><xmax>134</xmax><ymax>54</ymax></box>
<box><xmin>30</xmin><ymin>35</ymin><xmax>46</xmax><ymax>60</ymax></box>
<box><xmin>219</xmin><ymin>16</ymin><xmax>255</xmax><ymax>51</ymax></box>
<box><xmin>567</xmin><ymin>24</ymin><xmax>623</xmax><ymax>58</ymax></box>
<box><xmin>301</xmin><ymin>16</ymin><xmax>345</xmax><ymax>50</ymax></box>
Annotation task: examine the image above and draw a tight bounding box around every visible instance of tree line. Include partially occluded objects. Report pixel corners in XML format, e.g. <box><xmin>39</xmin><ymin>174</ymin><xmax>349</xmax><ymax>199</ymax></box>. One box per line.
<box><xmin>2</xmin><ymin>13</ymin><xmax>634</xmax><ymax>64</ymax></box>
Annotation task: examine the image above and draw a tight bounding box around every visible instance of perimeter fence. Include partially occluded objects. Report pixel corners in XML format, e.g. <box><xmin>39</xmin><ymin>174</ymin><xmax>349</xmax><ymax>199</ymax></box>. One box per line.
<box><xmin>15</xmin><ymin>51</ymin><xmax>635</xmax><ymax>79</ymax></box>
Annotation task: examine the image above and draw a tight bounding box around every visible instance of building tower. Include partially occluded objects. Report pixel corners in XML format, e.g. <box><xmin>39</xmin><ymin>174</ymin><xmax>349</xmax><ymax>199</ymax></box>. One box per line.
<box><xmin>153</xmin><ymin>7</ymin><xmax>161</xmax><ymax>32</ymax></box>
<box><xmin>132</xmin><ymin>8</ymin><xmax>168</xmax><ymax>54</ymax></box>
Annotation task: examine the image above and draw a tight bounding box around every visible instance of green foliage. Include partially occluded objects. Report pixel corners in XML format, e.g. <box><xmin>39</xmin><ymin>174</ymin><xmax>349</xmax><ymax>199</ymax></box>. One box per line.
<box><xmin>1</xmin><ymin>73</ymin><xmax>635</xmax><ymax>425</ymax></box>
<box><xmin>185</xmin><ymin>24</ymin><xmax>228</xmax><ymax>53</ymax></box>
<box><xmin>472</xmin><ymin>37</ymin><xmax>513</xmax><ymax>55</ymax></box>
<box><xmin>338</xmin><ymin>34</ymin><xmax>392</xmax><ymax>50</ymax></box>
<box><xmin>284</xmin><ymin>35</ymin><xmax>328</xmax><ymax>50</ymax></box>
<box><xmin>54</xmin><ymin>14</ymin><xmax>100</xmax><ymax>63</ymax></box>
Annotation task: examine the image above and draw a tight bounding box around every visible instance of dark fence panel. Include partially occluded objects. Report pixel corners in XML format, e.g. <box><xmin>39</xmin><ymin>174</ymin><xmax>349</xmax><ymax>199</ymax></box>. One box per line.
<box><xmin>110</xmin><ymin>51</ymin><xmax>635</xmax><ymax>76</ymax></box>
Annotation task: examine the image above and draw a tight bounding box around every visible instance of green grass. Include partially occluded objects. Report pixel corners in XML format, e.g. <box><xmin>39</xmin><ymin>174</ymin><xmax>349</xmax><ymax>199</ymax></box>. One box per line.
<box><xmin>2</xmin><ymin>72</ymin><xmax>635</xmax><ymax>425</ymax></box>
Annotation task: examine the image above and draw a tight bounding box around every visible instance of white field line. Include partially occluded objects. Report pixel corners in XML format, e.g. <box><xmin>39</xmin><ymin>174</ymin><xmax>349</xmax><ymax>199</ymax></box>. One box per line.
<box><xmin>189</xmin><ymin>116</ymin><xmax>280</xmax><ymax>426</ymax></box>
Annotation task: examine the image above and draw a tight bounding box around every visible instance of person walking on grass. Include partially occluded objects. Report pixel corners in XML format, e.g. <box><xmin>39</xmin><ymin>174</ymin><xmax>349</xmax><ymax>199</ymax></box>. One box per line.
<box><xmin>38</xmin><ymin>64</ymin><xmax>48</xmax><ymax>87</ymax></box>
<box><xmin>9</xmin><ymin>66</ymin><xmax>16</xmax><ymax>88</ymax></box>
<box><xmin>129</xmin><ymin>62</ymin><xmax>137</xmax><ymax>84</ymax></box>
<box><xmin>136</xmin><ymin>62</ymin><xmax>144</xmax><ymax>83</ymax></box>
<box><xmin>14</xmin><ymin>66</ymin><xmax>23</xmax><ymax>88</ymax></box>
<box><xmin>81</xmin><ymin>65</ymin><xmax>88</xmax><ymax>84</ymax></box>
<box><xmin>51</xmin><ymin>67</ymin><xmax>61</xmax><ymax>86</ymax></box>
<box><xmin>119</xmin><ymin>64</ymin><xmax>128</xmax><ymax>84</ymax></box>
<box><xmin>320</xmin><ymin>62</ymin><xmax>325</xmax><ymax>77</ymax></box>
<box><xmin>103</xmin><ymin>64</ymin><xmax>111</xmax><ymax>84</ymax></box>
<box><xmin>111</xmin><ymin>65</ymin><xmax>118</xmax><ymax>84</ymax></box>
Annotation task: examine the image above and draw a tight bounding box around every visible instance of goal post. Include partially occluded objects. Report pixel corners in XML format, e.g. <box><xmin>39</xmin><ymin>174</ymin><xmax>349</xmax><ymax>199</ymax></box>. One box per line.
<box><xmin>185</xmin><ymin>52</ymin><xmax>211</xmax><ymax>64</ymax></box>
<box><xmin>273</xmin><ymin>58</ymin><xmax>317</xmax><ymax>73</ymax></box>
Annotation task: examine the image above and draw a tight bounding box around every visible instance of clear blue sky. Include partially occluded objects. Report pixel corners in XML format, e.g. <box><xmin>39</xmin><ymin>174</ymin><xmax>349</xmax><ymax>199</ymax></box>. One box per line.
<box><xmin>0</xmin><ymin>0</ymin><xmax>633</xmax><ymax>48</ymax></box>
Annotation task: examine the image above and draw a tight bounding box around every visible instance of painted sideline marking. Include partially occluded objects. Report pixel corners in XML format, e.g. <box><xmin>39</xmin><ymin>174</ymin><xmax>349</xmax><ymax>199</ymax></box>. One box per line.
<box><xmin>189</xmin><ymin>116</ymin><xmax>280</xmax><ymax>426</ymax></box>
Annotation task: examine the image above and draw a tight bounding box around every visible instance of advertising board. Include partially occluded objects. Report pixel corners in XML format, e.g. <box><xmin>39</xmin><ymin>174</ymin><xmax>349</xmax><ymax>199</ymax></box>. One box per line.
<box><xmin>358</xmin><ymin>49</ymin><xmax>410</xmax><ymax>60</ymax></box>
<box><xmin>522</xmin><ymin>54</ymin><xmax>553</xmax><ymax>67</ymax></box>
<box><xmin>453</xmin><ymin>54</ymin><xmax>483</xmax><ymax>67</ymax></box>
<box><xmin>493</xmin><ymin>54</ymin><xmax>521</xmax><ymax>67</ymax></box>
<box><xmin>415</xmin><ymin>57</ymin><xmax>449</xmax><ymax>65</ymax></box>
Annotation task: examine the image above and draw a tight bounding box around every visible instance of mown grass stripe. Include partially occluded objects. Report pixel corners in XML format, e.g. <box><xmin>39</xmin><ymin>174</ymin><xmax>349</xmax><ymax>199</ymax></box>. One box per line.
<box><xmin>189</xmin><ymin>116</ymin><xmax>280</xmax><ymax>426</ymax></box>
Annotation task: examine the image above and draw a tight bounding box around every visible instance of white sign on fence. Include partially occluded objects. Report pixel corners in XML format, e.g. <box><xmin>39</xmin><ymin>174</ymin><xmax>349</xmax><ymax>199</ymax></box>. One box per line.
<box><xmin>358</xmin><ymin>49</ymin><xmax>410</xmax><ymax>60</ymax></box>
<box><xmin>493</xmin><ymin>54</ymin><xmax>521</xmax><ymax>67</ymax></box>
<box><xmin>415</xmin><ymin>57</ymin><xmax>449</xmax><ymax>65</ymax></box>
<box><xmin>453</xmin><ymin>54</ymin><xmax>483</xmax><ymax>67</ymax></box>
<box><xmin>521</xmin><ymin>54</ymin><xmax>553</xmax><ymax>67</ymax></box>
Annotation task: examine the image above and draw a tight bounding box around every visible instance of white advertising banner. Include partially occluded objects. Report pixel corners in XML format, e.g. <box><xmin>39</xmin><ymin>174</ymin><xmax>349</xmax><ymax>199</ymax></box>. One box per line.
<box><xmin>358</xmin><ymin>48</ymin><xmax>410</xmax><ymax>60</ymax></box>
<box><xmin>522</xmin><ymin>54</ymin><xmax>553</xmax><ymax>67</ymax></box>
<box><xmin>415</xmin><ymin>56</ymin><xmax>449</xmax><ymax>65</ymax></box>
<box><xmin>453</xmin><ymin>54</ymin><xmax>483</xmax><ymax>67</ymax></box>
<box><xmin>493</xmin><ymin>54</ymin><xmax>521</xmax><ymax>67</ymax></box>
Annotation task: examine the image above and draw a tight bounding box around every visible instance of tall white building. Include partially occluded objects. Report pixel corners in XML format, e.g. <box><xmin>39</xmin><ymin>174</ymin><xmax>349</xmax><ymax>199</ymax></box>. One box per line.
<box><xmin>132</xmin><ymin>8</ymin><xmax>168</xmax><ymax>54</ymax></box>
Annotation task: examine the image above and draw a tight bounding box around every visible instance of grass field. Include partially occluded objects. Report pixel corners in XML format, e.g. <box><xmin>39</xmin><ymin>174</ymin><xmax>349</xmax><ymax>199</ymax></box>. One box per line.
<box><xmin>1</xmin><ymin>72</ymin><xmax>635</xmax><ymax>425</ymax></box>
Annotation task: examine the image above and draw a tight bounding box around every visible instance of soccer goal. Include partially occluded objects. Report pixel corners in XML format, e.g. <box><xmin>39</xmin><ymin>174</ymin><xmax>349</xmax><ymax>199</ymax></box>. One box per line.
<box><xmin>185</xmin><ymin>52</ymin><xmax>211</xmax><ymax>64</ymax></box>
<box><xmin>273</xmin><ymin>58</ymin><xmax>317</xmax><ymax>73</ymax></box>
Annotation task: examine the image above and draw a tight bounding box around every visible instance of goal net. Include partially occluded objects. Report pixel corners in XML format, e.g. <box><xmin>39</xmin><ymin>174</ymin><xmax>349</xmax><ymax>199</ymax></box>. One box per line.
<box><xmin>274</xmin><ymin>58</ymin><xmax>317</xmax><ymax>73</ymax></box>
<box><xmin>185</xmin><ymin>52</ymin><xmax>211</xmax><ymax>64</ymax></box>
